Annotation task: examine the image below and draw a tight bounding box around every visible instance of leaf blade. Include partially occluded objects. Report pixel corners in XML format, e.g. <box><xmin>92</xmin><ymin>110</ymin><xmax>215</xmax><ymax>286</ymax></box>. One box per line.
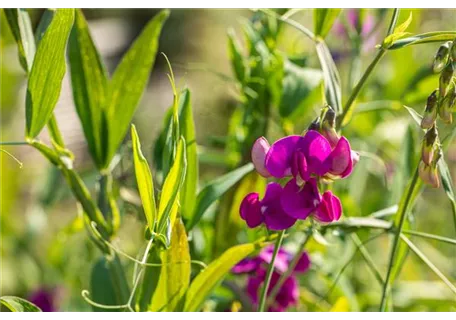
<box><xmin>314</xmin><ymin>9</ymin><xmax>341</xmax><ymax>39</ymax></box>
<box><xmin>0</xmin><ymin>296</ymin><xmax>41</xmax><ymax>312</ymax></box>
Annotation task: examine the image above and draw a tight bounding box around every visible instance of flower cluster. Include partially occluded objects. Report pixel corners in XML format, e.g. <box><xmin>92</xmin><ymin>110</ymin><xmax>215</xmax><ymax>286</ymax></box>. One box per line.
<box><xmin>240</xmin><ymin>108</ymin><xmax>358</xmax><ymax>230</ymax></box>
<box><xmin>419</xmin><ymin>39</ymin><xmax>456</xmax><ymax>188</ymax></box>
<box><xmin>232</xmin><ymin>245</ymin><xmax>311</xmax><ymax>312</ymax></box>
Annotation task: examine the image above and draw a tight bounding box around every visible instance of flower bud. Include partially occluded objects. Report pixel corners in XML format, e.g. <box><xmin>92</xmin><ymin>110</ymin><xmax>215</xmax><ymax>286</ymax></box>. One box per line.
<box><xmin>251</xmin><ymin>137</ymin><xmax>271</xmax><ymax>178</ymax></box>
<box><xmin>433</xmin><ymin>41</ymin><xmax>452</xmax><ymax>73</ymax></box>
<box><xmin>439</xmin><ymin>61</ymin><xmax>454</xmax><ymax>98</ymax></box>
<box><xmin>307</xmin><ymin>118</ymin><xmax>320</xmax><ymax>131</ymax></box>
<box><xmin>321</xmin><ymin>106</ymin><xmax>340</xmax><ymax>148</ymax></box>
<box><xmin>439</xmin><ymin>84</ymin><xmax>455</xmax><ymax>124</ymax></box>
<box><xmin>421</xmin><ymin>90</ymin><xmax>438</xmax><ymax>129</ymax></box>
<box><xmin>421</xmin><ymin>125</ymin><xmax>438</xmax><ymax>165</ymax></box>
<box><xmin>419</xmin><ymin>161</ymin><xmax>440</xmax><ymax>188</ymax></box>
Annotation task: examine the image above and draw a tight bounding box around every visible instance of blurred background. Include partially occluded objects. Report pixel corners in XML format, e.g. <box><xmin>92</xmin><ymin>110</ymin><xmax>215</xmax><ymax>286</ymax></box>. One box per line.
<box><xmin>1</xmin><ymin>9</ymin><xmax>456</xmax><ymax>311</ymax></box>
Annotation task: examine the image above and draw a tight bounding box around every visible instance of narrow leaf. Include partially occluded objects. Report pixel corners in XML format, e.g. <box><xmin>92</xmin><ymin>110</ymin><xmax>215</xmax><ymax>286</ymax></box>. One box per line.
<box><xmin>388</xmin><ymin>31</ymin><xmax>456</xmax><ymax>50</ymax></box>
<box><xmin>3</xmin><ymin>9</ymin><xmax>36</xmax><ymax>72</ymax></box>
<box><xmin>25</xmin><ymin>9</ymin><xmax>75</xmax><ymax>138</ymax></box>
<box><xmin>178</xmin><ymin>90</ymin><xmax>198</xmax><ymax>220</ymax></box>
<box><xmin>0</xmin><ymin>296</ymin><xmax>41</xmax><ymax>312</ymax></box>
<box><xmin>131</xmin><ymin>124</ymin><xmax>157</xmax><ymax>232</ymax></box>
<box><xmin>68</xmin><ymin>9</ymin><xmax>108</xmax><ymax>167</ymax></box>
<box><xmin>183</xmin><ymin>239</ymin><xmax>270</xmax><ymax>311</ymax></box>
<box><xmin>403</xmin><ymin>105</ymin><xmax>423</xmax><ymax>126</ymax></box>
<box><xmin>316</xmin><ymin>41</ymin><xmax>342</xmax><ymax>113</ymax></box>
<box><xmin>227</xmin><ymin>29</ymin><xmax>246</xmax><ymax>83</ymax></box>
<box><xmin>104</xmin><ymin>10</ymin><xmax>169</xmax><ymax>168</ymax></box>
<box><xmin>186</xmin><ymin>162</ymin><xmax>254</xmax><ymax>231</ymax></box>
<box><xmin>34</xmin><ymin>9</ymin><xmax>56</xmax><ymax>44</ymax></box>
<box><xmin>314</xmin><ymin>9</ymin><xmax>341</xmax><ymax>39</ymax></box>
<box><xmin>157</xmin><ymin>137</ymin><xmax>187</xmax><ymax>234</ymax></box>
<box><xmin>437</xmin><ymin>157</ymin><xmax>456</xmax><ymax>235</ymax></box>
<box><xmin>151</xmin><ymin>218</ymin><xmax>191</xmax><ymax>311</ymax></box>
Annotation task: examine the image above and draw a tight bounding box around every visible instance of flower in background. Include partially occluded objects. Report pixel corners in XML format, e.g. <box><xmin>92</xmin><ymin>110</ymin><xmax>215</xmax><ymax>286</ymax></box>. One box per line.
<box><xmin>232</xmin><ymin>245</ymin><xmax>311</xmax><ymax>312</ymax></box>
<box><xmin>28</xmin><ymin>287</ymin><xmax>60</xmax><ymax>312</ymax></box>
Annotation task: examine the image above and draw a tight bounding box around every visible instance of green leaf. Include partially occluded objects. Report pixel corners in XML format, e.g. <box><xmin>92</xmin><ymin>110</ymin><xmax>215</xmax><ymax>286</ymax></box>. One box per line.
<box><xmin>437</xmin><ymin>157</ymin><xmax>456</xmax><ymax>235</ymax></box>
<box><xmin>316</xmin><ymin>41</ymin><xmax>342</xmax><ymax>113</ymax></box>
<box><xmin>183</xmin><ymin>238</ymin><xmax>270</xmax><ymax>311</ymax></box>
<box><xmin>104</xmin><ymin>10</ymin><xmax>169</xmax><ymax>168</ymax></box>
<box><xmin>393</xmin><ymin>12</ymin><xmax>413</xmax><ymax>34</ymax></box>
<box><xmin>150</xmin><ymin>218</ymin><xmax>191</xmax><ymax>311</ymax></box>
<box><xmin>25</xmin><ymin>9</ymin><xmax>74</xmax><ymax>138</ymax></box>
<box><xmin>90</xmin><ymin>256</ymin><xmax>129</xmax><ymax>311</ymax></box>
<box><xmin>313</xmin><ymin>9</ymin><xmax>341</xmax><ymax>39</ymax></box>
<box><xmin>0</xmin><ymin>296</ymin><xmax>41</xmax><ymax>312</ymax></box>
<box><xmin>34</xmin><ymin>9</ymin><xmax>56</xmax><ymax>44</ymax></box>
<box><xmin>186</xmin><ymin>162</ymin><xmax>254</xmax><ymax>231</ymax></box>
<box><xmin>131</xmin><ymin>124</ymin><xmax>157</xmax><ymax>232</ymax></box>
<box><xmin>388</xmin><ymin>31</ymin><xmax>456</xmax><ymax>50</ymax></box>
<box><xmin>382</xmin><ymin>13</ymin><xmax>413</xmax><ymax>49</ymax></box>
<box><xmin>68</xmin><ymin>9</ymin><xmax>109</xmax><ymax>168</ymax></box>
<box><xmin>157</xmin><ymin>137</ymin><xmax>187</xmax><ymax>234</ymax></box>
<box><xmin>403</xmin><ymin>105</ymin><xmax>423</xmax><ymax>126</ymax></box>
<box><xmin>178</xmin><ymin>90</ymin><xmax>198</xmax><ymax>220</ymax></box>
<box><xmin>3</xmin><ymin>9</ymin><xmax>36</xmax><ymax>73</ymax></box>
<box><xmin>279</xmin><ymin>61</ymin><xmax>322</xmax><ymax>118</ymax></box>
<box><xmin>227</xmin><ymin>29</ymin><xmax>246</xmax><ymax>83</ymax></box>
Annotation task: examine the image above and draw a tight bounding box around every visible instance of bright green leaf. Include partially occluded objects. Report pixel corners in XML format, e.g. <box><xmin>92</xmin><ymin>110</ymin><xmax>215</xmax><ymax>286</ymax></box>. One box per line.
<box><xmin>68</xmin><ymin>9</ymin><xmax>109</xmax><ymax>168</ymax></box>
<box><xmin>227</xmin><ymin>29</ymin><xmax>246</xmax><ymax>83</ymax></box>
<box><xmin>34</xmin><ymin>9</ymin><xmax>56</xmax><ymax>44</ymax></box>
<box><xmin>388</xmin><ymin>31</ymin><xmax>456</xmax><ymax>50</ymax></box>
<box><xmin>104</xmin><ymin>10</ymin><xmax>169</xmax><ymax>168</ymax></box>
<box><xmin>3</xmin><ymin>9</ymin><xmax>36</xmax><ymax>73</ymax></box>
<box><xmin>314</xmin><ymin>9</ymin><xmax>341</xmax><ymax>39</ymax></box>
<box><xmin>437</xmin><ymin>156</ymin><xmax>456</xmax><ymax>235</ymax></box>
<box><xmin>393</xmin><ymin>12</ymin><xmax>413</xmax><ymax>34</ymax></box>
<box><xmin>25</xmin><ymin>9</ymin><xmax>74</xmax><ymax>138</ymax></box>
<box><xmin>0</xmin><ymin>296</ymin><xmax>41</xmax><ymax>312</ymax></box>
<box><xmin>178</xmin><ymin>90</ymin><xmax>198</xmax><ymax>220</ymax></box>
<box><xmin>183</xmin><ymin>238</ymin><xmax>270</xmax><ymax>311</ymax></box>
<box><xmin>157</xmin><ymin>137</ymin><xmax>187</xmax><ymax>234</ymax></box>
<box><xmin>131</xmin><ymin>124</ymin><xmax>157</xmax><ymax>232</ymax></box>
<box><xmin>151</xmin><ymin>218</ymin><xmax>191</xmax><ymax>311</ymax></box>
<box><xmin>186</xmin><ymin>162</ymin><xmax>254</xmax><ymax>231</ymax></box>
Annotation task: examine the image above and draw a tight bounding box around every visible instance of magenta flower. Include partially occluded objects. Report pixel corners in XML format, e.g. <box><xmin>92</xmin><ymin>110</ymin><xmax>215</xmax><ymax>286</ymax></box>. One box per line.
<box><xmin>280</xmin><ymin>178</ymin><xmax>321</xmax><ymax>220</ymax></box>
<box><xmin>264</xmin><ymin>130</ymin><xmax>356</xmax><ymax>181</ymax></box>
<box><xmin>313</xmin><ymin>191</ymin><xmax>343</xmax><ymax>223</ymax></box>
<box><xmin>232</xmin><ymin>245</ymin><xmax>311</xmax><ymax>312</ymax></box>
<box><xmin>28</xmin><ymin>287</ymin><xmax>60</xmax><ymax>312</ymax></box>
<box><xmin>240</xmin><ymin>182</ymin><xmax>297</xmax><ymax>230</ymax></box>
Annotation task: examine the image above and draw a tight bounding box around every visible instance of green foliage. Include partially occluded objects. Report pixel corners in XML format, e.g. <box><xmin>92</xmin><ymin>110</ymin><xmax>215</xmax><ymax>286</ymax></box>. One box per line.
<box><xmin>0</xmin><ymin>296</ymin><xmax>41</xmax><ymax>312</ymax></box>
<box><xmin>316</xmin><ymin>41</ymin><xmax>342</xmax><ymax>113</ymax></box>
<box><xmin>313</xmin><ymin>9</ymin><xmax>341</xmax><ymax>39</ymax></box>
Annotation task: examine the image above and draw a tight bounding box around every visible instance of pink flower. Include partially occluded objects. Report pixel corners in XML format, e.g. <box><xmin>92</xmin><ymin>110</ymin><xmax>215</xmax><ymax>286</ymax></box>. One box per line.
<box><xmin>313</xmin><ymin>191</ymin><xmax>343</xmax><ymax>223</ymax></box>
<box><xmin>240</xmin><ymin>182</ymin><xmax>297</xmax><ymax>230</ymax></box>
<box><xmin>251</xmin><ymin>137</ymin><xmax>272</xmax><ymax>178</ymax></box>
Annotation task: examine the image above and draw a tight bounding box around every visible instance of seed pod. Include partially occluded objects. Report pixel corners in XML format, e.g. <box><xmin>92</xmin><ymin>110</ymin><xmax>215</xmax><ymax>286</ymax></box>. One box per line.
<box><xmin>421</xmin><ymin>125</ymin><xmax>438</xmax><ymax>165</ymax></box>
<box><xmin>439</xmin><ymin>83</ymin><xmax>456</xmax><ymax>124</ymax></box>
<box><xmin>419</xmin><ymin>161</ymin><xmax>440</xmax><ymax>188</ymax></box>
<box><xmin>421</xmin><ymin>89</ymin><xmax>438</xmax><ymax>129</ymax></box>
<box><xmin>433</xmin><ymin>41</ymin><xmax>452</xmax><ymax>73</ymax></box>
<box><xmin>439</xmin><ymin>62</ymin><xmax>454</xmax><ymax>98</ymax></box>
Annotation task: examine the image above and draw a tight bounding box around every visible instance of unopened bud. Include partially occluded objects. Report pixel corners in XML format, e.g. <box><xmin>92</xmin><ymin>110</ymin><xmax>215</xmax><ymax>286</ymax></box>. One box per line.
<box><xmin>419</xmin><ymin>161</ymin><xmax>440</xmax><ymax>188</ymax></box>
<box><xmin>439</xmin><ymin>84</ymin><xmax>455</xmax><ymax>124</ymax></box>
<box><xmin>439</xmin><ymin>62</ymin><xmax>454</xmax><ymax>98</ymax></box>
<box><xmin>421</xmin><ymin>90</ymin><xmax>438</xmax><ymax>129</ymax></box>
<box><xmin>308</xmin><ymin>118</ymin><xmax>320</xmax><ymax>131</ymax></box>
<box><xmin>433</xmin><ymin>41</ymin><xmax>452</xmax><ymax>73</ymax></box>
<box><xmin>421</xmin><ymin>125</ymin><xmax>438</xmax><ymax>165</ymax></box>
<box><xmin>321</xmin><ymin>106</ymin><xmax>340</xmax><ymax>148</ymax></box>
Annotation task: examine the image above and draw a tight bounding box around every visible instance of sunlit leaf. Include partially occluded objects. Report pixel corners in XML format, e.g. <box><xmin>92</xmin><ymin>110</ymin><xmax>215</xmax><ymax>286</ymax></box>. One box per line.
<box><xmin>137</xmin><ymin>247</ymin><xmax>162</xmax><ymax>311</ymax></box>
<box><xmin>313</xmin><ymin>9</ymin><xmax>341</xmax><ymax>39</ymax></box>
<box><xmin>389</xmin><ymin>31</ymin><xmax>456</xmax><ymax>50</ymax></box>
<box><xmin>0</xmin><ymin>296</ymin><xmax>41</xmax><ymax>312</ymax></box>
<box><xmin>316</xmin><ymin>41</ymin><xmax>342</xmax><ymax>113</ymax></box>
<box><xmin>227</xmin><ymin>28</ymin><xmax>246</xmax><ymax>84</ymax></box>
<box><xmin>330</xmin><ymin>296</ymin><xmax>350</xmax><ymax>312</ymax></box>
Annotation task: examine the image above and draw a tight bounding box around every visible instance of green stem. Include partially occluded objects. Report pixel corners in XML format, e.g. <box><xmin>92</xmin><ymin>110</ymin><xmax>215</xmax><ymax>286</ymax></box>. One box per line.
<box><xmin>337</xmin><ymin>8</ymin><xmax>400</xmax><ymax>129</ymax></box>
<box><xmin>0</xmin><ymin>141</ymin><xmax>28</xmax><ymax>145</ymax></box>
<box><xmin>266</xmin><ymin>230</ymin><xmax>311</xmax><ymax>307</ymax></box>
<box><xmin>337</xmin><ymin>49</ymin><xmax>386</xmax><ymax>128</ymax></box>
<box><xmin>402</xmin><ymin>229</ymin><xmax>456</xmax><ymax>245</ymax></box>
<box><xmin>257</xmin><ymin>230</ymin><xmax>286</xmax><ymax>312</ymax></box>
<box><xmin>386</xmin><ymin>9</ymin><xmax>401</xmax><ymax>36</ymax></box>
<box><xmin>379</xmin><ymin>166</ymin><xmax>420</xmax><ymax>311</ymax></box>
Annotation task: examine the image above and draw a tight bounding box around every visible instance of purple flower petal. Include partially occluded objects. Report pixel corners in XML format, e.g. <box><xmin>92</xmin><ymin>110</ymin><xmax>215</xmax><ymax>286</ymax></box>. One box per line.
<box><xmin>232</xmin><ymin>257</ymin><xmax>261</xmax><ymax>274</ymax></box>
<box><xmin>293</xmin><ymin>251</ymin><xmax>311</xmax><ymax>273</ymax></box>
<box><xmin>281</xmin><ymin>178</ymin><xmax>321</xmax><ymax>220</ymax></box>
<box><xmin>325</xmin><ymin>136</ymin><xmax>353</xmax><ymax>178</ymax></box>
<box><xmin>291</xmin><ymin>149</ymin><xmax>310</xmax><ymax>181</ymax></box>
<box><xmin>265</xmin><ymin>135</ymin><xmax>302</xmax><ymax>178</ymax></box>
<box><xmin>314</xmin><ymin>191</ymin><xmax>342</xmax><ymax>223</ymax></box>
<box><xmin>263</xmin><ymin>204</ymin><xmax>297</xmax><ymax>230</ymax></box>
<box><xmin>251</xmin><ymin>137</ymin><xmax>271</xmax><ymax>178</ymax></box>
<box><xmin>240</xmin><ymin>193</ymin><xmax>264</xmax><ymax>228</ymax></box>
<box><xmin>259</xmin><ymin>246</ymin><xmax>290</xmax><ymax>273</ymax></box>
<box><xmin>300</xmin><ymin>130</ymin><xmax>332</xmax><ymax>176</ymax></box>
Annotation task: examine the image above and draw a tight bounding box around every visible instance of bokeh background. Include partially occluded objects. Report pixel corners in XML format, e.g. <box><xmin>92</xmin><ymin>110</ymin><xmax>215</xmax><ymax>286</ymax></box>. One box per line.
<box><xmin>1</xmin><ymin>9</ymin><xmax>456</xmax><ymax>311</ymax></box>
